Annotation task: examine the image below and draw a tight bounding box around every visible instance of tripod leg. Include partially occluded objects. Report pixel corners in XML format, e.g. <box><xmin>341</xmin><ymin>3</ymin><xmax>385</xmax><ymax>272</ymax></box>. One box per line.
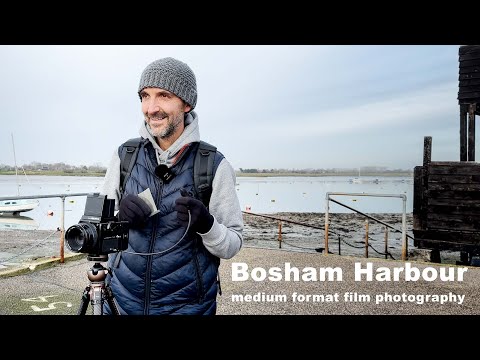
<box><xmin>90</xmin><ymin>284</ymin><xmax>104</xmax><ymax>315</ymax></box>
<box><xmin>105</xmin><ymin>285</ymin><xmax>121</xmax><ymax>315</ymax></box>
<box><xmin>78</xmin><ymin>286</ymin><xmax>91</xmax><ymax>315</ymax></box>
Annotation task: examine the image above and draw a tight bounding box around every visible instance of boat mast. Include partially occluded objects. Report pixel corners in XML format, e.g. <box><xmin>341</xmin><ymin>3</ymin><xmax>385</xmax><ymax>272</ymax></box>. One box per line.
<box><xmin>11</xmin><ymin>133</ymin><xmax>19</xmax><ymax>196</ymax></box>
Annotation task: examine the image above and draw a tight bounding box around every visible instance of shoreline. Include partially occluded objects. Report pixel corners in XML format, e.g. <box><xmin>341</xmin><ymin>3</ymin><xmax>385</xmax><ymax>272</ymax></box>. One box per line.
<box><xmin>0</xmin><ymin>172</ymin><xmax>413</xmax><ymax>177</ymax></box>
<box><xmin>242</xmin><ymin>212</ymin><xmax>460</xmax><ymax>264</ymax></box>
<box><xmin>0</xmin><ymin>212</ymin><xmax>462</xmax><ymax>270</ymax></box>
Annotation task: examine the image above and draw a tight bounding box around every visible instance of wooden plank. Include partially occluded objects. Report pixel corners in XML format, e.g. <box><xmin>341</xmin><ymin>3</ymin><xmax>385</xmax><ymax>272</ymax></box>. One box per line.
<box><xmin>414</xmin><ymin>239</ymin><xmax>480</xmax><ymax>251</ymax></box>
<box><xmin>459</xmin><ymin>59</ymin><xmax>480</xmax><ymax>67</ymax></box>
<box><xmin>428</xmin><ymin>164</ymin><xmax>480</xmax><ymax>175</ymax></box>
<box><xmin>427</xmin><ymin>204</ymin><xmax>480</xmax><ymax>215</ymax></box>
<box><xmin>414</xmin><ymin>229</ymin><xmax>480</xmax><ymax>241</ymax></box>
<box><xmin>459</xmin><ymin>66</ymin><xmax>480</xmax><ymax>74</ymax></box>
<box><xmin>459</xmin><ymin>45</ymin><xmax>480</xmax><ymax>56</ymax></box>
<box><xmin>459</xmin><ymin>53</ymin><xmax>480</xmax><ymax>62</ymax></box>
<box><xmin>430</xmin><ymin>161</ymin><xmax>479</xmax><ymax>166</ymax></box>
<box><xmin>459</xmin><ymin>78</ymin><xmax>480</xmax><ymax>86</ymax></box>
<box><xmin>427</xmin><ymin>212</ymin><xmax>480</xmax><ymax>223</ymax></box>
<box><xmin>426</xmin><ymin>195</ymin><xmax>479</xmax><ymax>207</ymax></box>
<box><xmin>428</xmin><ymin>175</ymin><xmax>480</xmax><ymax>183</ymax></box>
<box><xmin>459</xmin><ymin>73</ymin><xmax>480</xmax><ymax>80</ymax></box>
<box><xmin>459</xmin><ymin>84</ymin><xmax>480</xmax><ymax>91</ymax></box>
<box><xmin>426</xmin><ymin>218</ymin><xmax>480</xmax><ymax>232</ymax></box>
<box><xmin>457</xmin><ymin>91</ymin><xmax>480</xmax><ymax>100</ymax></box>
<box><xmin>413</xmin><ymin>229</ymin><xmax>480</xmax><ymax>250</ymax></box>
<box><xmin>428</xmin><ymin>183</ymin><xmax>480</xmax><ymax>191</ymax></box>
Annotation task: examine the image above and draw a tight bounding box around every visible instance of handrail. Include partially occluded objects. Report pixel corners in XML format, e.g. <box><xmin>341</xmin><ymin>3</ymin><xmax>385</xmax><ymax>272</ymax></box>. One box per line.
<box><xmin>327</xmin><ymin>198</ymin><xmax>414</xmax><ymax>241</ymax></box>
<box><xmin>0</xmin><ymin>193</ymin><xmax>96</xmax><ymax>201</ymax></box>
<box><xmin>325</xmin><ymin>192</ymin><xmax>408</xmax><ymax>260</ymax></box>
<box><xmin>0</xmin><ymin>192</ymin><xmax>99</xmax><ymax>262</ymax></box>
<box><xmin>242</xmin><ymin>211</ymin><xmax>324</xmax><ymax>230</ymax></box>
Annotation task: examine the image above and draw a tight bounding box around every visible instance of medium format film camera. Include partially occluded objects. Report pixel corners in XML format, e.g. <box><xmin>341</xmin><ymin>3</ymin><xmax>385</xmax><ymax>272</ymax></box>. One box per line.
<box><xmin>65</xmin><ymin>193</ymin><xmax>129</xmax><ymax>258</ymax></box>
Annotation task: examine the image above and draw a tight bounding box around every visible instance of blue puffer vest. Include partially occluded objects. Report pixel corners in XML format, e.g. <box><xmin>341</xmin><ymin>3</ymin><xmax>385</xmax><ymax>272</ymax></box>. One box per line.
<box><xmin>106</xmin><ymin>141</ymin><xmax>223</xmax><ymax>315</ymax></box>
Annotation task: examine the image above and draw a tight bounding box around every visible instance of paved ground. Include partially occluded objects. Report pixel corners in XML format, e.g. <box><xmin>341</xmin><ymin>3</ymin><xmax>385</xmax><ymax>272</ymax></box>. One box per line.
<box><xmin>0</xmin><ymin>246</ymin><xmax>478</xmax><ymax>315</ymax></box>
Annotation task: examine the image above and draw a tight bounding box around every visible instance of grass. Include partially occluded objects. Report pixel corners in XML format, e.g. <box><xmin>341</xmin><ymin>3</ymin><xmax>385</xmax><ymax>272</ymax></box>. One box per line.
<box><xmin>0</xmin><ymin>170</ymin><xmax>106</xmax><ymax>177</ymax></box>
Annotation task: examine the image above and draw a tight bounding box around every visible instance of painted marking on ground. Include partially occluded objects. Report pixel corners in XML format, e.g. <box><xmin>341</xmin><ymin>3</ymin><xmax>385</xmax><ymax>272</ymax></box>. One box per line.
<box><xmin>21</xmin><ymin>295</ymin><xmax>72</xmax><ymax>312</ymax></box>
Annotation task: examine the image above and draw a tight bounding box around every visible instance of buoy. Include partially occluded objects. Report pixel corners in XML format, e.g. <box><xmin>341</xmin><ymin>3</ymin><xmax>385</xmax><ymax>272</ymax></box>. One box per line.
<box><xmin>245</xmin><ymin>206</ymin><xmax>251</xmax><ymax>211</ymax></box>
<box><xmin>47</xmin><ymin>210</ymin><xmax>54</xmax><ymax>216</ymax></box>
<box><xmin>69</xmin><ymin>200</ymin><xmax>75</xmax><ymax>203</ymax></box>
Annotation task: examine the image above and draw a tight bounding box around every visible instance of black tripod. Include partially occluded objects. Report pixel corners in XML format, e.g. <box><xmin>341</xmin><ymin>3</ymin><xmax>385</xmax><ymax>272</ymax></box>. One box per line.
<box><xmin>78</xmin><ymin>254</ymin><xmax>121</xmax><ymax>315</ymax></box>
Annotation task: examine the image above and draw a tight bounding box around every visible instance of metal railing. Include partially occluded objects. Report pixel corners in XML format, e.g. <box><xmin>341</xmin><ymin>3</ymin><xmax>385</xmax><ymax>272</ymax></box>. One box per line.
<box><xmin>325</xmin><ymin>192</ymin><xmax>409</xmax><ymax>260</ymax></box>
<box><xmin>0</xmin><ymin>193</ymin><xmax>98</xmax><ymax>263</ymax></box>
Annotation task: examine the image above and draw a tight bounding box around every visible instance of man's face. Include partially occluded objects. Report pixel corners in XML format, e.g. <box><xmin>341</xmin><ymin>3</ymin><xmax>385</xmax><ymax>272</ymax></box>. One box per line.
<box><xmin>140</xmin><ymin>88</ymin><xmax>191</xmax><ymax>140</ymax></box>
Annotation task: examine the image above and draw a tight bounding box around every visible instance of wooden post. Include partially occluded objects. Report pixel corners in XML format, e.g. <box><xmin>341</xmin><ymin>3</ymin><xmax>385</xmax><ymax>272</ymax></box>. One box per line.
<box><xmin>365</xmin><ymin>220</ymin><xmax>369</xmax><ymax>258</ymax></box>
<box><xmin>423</xmin><ymin>136</ymin><xmax>431</xmax><ymax>230</ymax></box>
<box><xmin>60</xmin><ymin>196</ymin><xmax>65</xmax><ymax>263</ymax></box>
<box><xmin>278</xmin><ymin>221</ymin><xmax>282</xmax><ymax>249</ymax></box>
<box><xmin>468</xmin><ymin>103</ymin><xmax>476</xmax><ymax>161</ymax></box>
<box><xmin>413</xmin><ymin>166</ymin><xmax>424</xmax><ymax>230</ymax></box>
<box><xmin>338</xmin><ymin>229</ymin><xmax>341</xmax><ymax>256</ymax></box>
<box><xmin>460</xmin><ymin>104</ymin><xmax>468</xmax><ymax>161</ymax></box>
<box><xmin>384</xmin><ymin>226</ymin><xmax>388</xmax><ymax>260</ymax></box>
<box><xmin>423</xmin><ymin>136</ymin><xmax>432</xmax><ymax>167</ymax></box>
<box><xmin>325</xmin><ymin>196</ymin><xmax>329</xmax><ymax>255</ymax></box>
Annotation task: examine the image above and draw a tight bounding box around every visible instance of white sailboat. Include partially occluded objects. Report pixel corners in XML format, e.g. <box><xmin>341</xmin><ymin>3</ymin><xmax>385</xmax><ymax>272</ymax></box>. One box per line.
<box><xmin>0</xmin><ymin>134</ymin><xmax>39</xmax><ymax>215</ymax></box>
<box><xmin>350</xmin><ymin>167</ymin><xmax>362</xmax><ymax>184</ymax></box>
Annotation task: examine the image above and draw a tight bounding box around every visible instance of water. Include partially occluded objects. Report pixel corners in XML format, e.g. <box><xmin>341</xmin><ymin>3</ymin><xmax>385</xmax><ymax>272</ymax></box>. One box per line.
<box><xmin>0</xmin><ymin>175</ymin><xmax>104</xmax><ymax>231</ymax></box>
<box><xmin>0</xmin><ymin>175</ymin><xmax>413</xmax><ymax>230</ymax></box>
<box><xmin>238</xmin><ymin>176</ymin><xmax>413</xmax><ymax>214</ymax></box>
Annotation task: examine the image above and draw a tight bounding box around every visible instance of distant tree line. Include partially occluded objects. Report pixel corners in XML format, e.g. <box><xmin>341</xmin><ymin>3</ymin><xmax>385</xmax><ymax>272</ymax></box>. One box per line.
<box><xmin>238</xmin><ymin>166</ymin><xmax>413</xmax><ymax>174</ymax></box>
<box><xmin>0</xmin><ymin>162</ymin><xmax>107</xmax><ymax>174</ymax></box>
<box><xmin>0</xmin><ymin>163</ymin><xmax>413</xmax><ymax>176</ymax></box>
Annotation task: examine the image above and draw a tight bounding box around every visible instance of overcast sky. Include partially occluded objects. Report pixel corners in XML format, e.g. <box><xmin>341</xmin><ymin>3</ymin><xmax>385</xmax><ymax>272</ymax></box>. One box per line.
<box><xmin>0</xmin><ymin>45</ymin><xmax>466</xmax><ymax>171</ymax></box>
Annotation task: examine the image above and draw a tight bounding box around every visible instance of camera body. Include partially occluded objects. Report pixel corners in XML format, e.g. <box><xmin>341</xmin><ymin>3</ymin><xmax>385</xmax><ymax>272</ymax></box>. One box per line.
<box><xmin>65</xmin><ymin>194</ymin><xmax>129</xmax><ymax>256</ymax></box>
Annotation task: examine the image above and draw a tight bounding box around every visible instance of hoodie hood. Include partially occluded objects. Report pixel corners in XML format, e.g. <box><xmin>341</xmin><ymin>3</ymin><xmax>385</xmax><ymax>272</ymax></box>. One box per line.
<box><xmin>139</xmin><ymin>111</ymin><xmax>200</xmax><ymax>167</ymax></box>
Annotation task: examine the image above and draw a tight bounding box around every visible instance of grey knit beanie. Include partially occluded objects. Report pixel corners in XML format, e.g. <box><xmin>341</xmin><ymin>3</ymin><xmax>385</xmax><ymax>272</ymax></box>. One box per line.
<box><xmin>138</xmin><ymin>57</ymin><xmax>197</xmax><ymax>110</ymax></box>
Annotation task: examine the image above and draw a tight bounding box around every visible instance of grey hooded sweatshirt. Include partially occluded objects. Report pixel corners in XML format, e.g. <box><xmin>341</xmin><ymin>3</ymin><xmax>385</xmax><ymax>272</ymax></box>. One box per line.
<box><xmin>101</xmin><ymin>111</ymin><xmax>243</xmax><ymax>259</ymax></box>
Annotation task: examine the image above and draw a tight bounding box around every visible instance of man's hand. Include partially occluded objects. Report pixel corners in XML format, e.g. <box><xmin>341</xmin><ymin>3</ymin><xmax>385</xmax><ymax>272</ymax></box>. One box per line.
<box><xmin>118</xmin><ymin>194</ymin><xmax>151</xmax><ymax>228</ymax></box>
<box><xmin>175</xmin><ymin>189</ymin><xmax>214</xmax><ymax>234</ymax></box>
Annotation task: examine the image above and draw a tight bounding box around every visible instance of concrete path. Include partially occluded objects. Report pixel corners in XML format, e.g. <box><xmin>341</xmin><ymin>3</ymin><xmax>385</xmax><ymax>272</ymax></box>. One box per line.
<box><xmin>0</xmin><ymin>247</ymin><xmax>478</xmax><ymax>315</ymax></box>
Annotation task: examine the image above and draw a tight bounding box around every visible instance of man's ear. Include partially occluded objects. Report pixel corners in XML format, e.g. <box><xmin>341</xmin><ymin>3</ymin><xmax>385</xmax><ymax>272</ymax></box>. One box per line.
<box><xmin>184</xmin><ymin>104</ymin><xmax>192</xmax><ymax>113</ymax></box>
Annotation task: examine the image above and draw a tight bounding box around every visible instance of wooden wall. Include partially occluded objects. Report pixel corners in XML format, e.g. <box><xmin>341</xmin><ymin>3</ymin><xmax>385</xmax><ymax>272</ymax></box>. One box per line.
<box><xmin>413</xmin><ymin>161</ymin><xmax>480</xmax><ymax>251</ymax></box>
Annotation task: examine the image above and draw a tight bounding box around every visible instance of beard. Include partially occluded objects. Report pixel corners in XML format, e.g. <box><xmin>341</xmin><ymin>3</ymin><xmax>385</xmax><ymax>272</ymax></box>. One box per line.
<box><xmin>146</xmin><ymin>111</ymin><xmax>184</xmax><ymax>139</ymax></box>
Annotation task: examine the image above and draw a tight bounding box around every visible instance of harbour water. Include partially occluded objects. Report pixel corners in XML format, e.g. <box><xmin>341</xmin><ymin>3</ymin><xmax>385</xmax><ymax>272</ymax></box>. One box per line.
<box><xmin>0</xmin><ymin>175</ymin><xmax>413</xmax><ymax>231</ymax></box>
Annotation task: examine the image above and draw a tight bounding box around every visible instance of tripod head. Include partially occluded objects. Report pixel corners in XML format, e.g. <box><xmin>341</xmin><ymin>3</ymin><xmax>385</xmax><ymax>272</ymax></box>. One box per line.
<box><xmin>87</xmin><ymin>254</ymin><xmax>109</xmax><ymax>262</ymax></box>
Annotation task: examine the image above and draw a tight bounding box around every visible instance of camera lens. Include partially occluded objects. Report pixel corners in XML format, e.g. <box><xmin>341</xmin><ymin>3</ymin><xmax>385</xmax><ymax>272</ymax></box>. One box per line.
<box><xmin>65</xmin><ymin>222</ymin><xmax>98</xmax><ymax>253</ymax></box>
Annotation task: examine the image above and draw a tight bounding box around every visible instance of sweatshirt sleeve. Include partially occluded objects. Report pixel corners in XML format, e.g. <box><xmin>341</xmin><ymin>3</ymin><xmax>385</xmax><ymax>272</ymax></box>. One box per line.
<box><xmin>198</xmin><ymin>158</ymin><xmax>244</xmax><ymax>259</ymax></box>
<box><xmin>101</xmin><ymin>149</ymin><xmax>121</xmax><ymax>211</ymax></box>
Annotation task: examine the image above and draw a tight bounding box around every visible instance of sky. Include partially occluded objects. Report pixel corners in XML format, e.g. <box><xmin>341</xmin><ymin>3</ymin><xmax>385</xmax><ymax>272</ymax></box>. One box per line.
<box><xmin>0</xmin><ymin>45</ymin><xmax>468</xmax><ymax>171</ymax></box>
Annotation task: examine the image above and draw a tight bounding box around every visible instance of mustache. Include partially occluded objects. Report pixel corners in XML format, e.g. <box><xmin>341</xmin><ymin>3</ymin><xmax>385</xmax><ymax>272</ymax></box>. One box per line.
<box><xmin>146</xmin><ymin>111</ymin><xmax>168</xmax><ymax>121</ymax></box>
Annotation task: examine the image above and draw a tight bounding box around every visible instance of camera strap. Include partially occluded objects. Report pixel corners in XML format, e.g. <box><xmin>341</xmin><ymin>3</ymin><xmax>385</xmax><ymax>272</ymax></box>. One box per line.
<box><xmin>193</xmin><ymin>141</ymin><xmax>217</xmax><ymax>208</ymax></box>
<box><xmin>113</xmin><ymin>251</ymin><xmax>122</xmax><ymax>268</ymax></box>
<box><xmin>119</xmin><ymin>137</ymin><xmax>146</xmax><ymax>199</ymax></box>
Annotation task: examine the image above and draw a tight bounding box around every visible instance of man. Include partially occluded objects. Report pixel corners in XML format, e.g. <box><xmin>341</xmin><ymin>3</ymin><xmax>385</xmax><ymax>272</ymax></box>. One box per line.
<box><xmin>102</xmin><ymin>57</ymin><xmax>243</xmax><ymax>315</ymax></box>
